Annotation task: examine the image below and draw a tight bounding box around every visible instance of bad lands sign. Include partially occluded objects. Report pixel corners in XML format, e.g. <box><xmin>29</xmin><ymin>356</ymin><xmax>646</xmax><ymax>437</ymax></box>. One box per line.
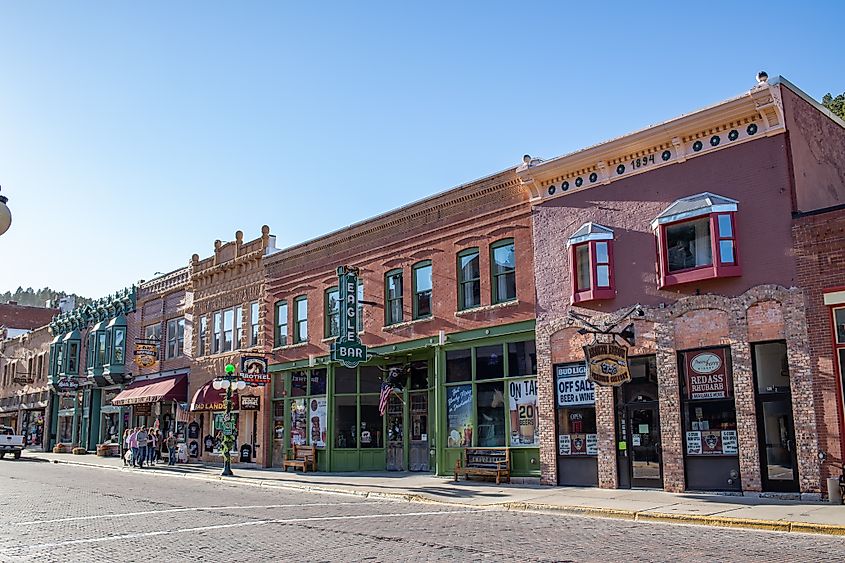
<box><xmin>685</xmin><ymin>349</ymin><xmax>732</xmax><ymax>400</ymax></box>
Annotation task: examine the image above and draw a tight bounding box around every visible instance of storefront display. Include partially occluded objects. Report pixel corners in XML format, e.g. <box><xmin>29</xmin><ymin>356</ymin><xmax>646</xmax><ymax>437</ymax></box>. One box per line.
<box><xmin>508</xmin><ymin>378</ymin><xmax>538</xmax><ymax>446</ymax></box>
<box><xmin>555</xmin><ymin>362</ymin><xmax>599</xmax><ymax>486</ymax></box>
<box><xmin>679</xmin><ymin>347</ymin><xmax>741</xmax><ymax>491</ymax></box>
<box><xmin>446</xmin><ymin>384</ymin><xmax>472</xmax><ymax>447</ymax></box>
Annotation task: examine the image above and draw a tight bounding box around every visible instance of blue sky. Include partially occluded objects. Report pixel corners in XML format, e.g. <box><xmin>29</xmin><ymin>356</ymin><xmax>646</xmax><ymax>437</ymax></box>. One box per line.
<box><xmin>0</xmin><ymin>1</ymin><xmax>841</xmax><ymax>299</ymax></box>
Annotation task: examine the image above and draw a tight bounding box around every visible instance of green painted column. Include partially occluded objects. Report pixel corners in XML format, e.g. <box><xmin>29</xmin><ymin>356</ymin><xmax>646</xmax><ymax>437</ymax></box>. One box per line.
<box><xmin>70</xmin><ymin>394</ymin><xmax>80</xmax><ymax>446</ymax></box>
<box><xmin>88</xmin><ymin>388</ymin><xmax>102</xmax><ymax>449</ymax></box>
<box><xmin>433</xmin><ymin>345</ymin><xmax>443</xmax><ymax>475</ymax></box>
<box><xmin>48</xmin><ymin>392</ymin><xmax>59</xmax><ymax>450</ymax></box>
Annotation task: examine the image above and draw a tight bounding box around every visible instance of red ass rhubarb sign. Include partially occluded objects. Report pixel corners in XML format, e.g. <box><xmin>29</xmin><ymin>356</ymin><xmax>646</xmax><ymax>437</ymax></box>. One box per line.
<box><xmin>685</xmin><ymin>348</ymin><xmax>732</xmax><ymax>400</ymax></box>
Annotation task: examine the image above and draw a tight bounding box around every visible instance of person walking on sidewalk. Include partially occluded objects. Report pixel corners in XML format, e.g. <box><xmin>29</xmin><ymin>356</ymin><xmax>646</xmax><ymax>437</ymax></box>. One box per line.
<box><xmin>128</xmin><ymin>427</ymin><xmax>139</xmax><ymax>467</ymax></box>
<box><xmin>136</xmin><ymin>427</ymin><xmax>148</xmax><ymax>468</ymax></box>
<box><xmin>121</xmin><ymin>428</ymin><xmax>130</xmax><ymax>466</ymax></box>
<box><xmin>147</xmin><ymin>428</ymin><xmax>157</xmax><ymax>467</ymax></box>
<box><xmin>166</xmin><ymin>432</ymin><xmax>177</xmax><ymax>466</ymax></box>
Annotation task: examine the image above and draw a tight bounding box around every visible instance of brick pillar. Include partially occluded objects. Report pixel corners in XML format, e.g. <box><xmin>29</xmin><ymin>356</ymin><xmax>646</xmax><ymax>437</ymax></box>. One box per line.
<box><xmin>595</xmin><ymin>384</ymin><xmax>617</xmax><ymax>488</ymax></box>
<box><xmin>729</xmin><ymin>335</ymin><xmax>762</xmax><ymax>492</ymax></box>
<box><xmin>655</xmin><ymin>320</ymin><xmax>685</xmax><ymax>492</ymax></box>
<box><xmin>783</xmin><ymin>292</ymin><xmax>822</xmax><ymax>493</ymax></box>
<box><xmin>536</xmin><ymin>322</ymin><xmax>557</xmax><ymax>485</ymax></box>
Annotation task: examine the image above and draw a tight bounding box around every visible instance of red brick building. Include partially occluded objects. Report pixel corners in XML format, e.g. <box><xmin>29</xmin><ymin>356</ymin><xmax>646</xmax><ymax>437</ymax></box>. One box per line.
<box><xmin>520</xmin><ymin>75</ymin><xmax>845</xmax><ymax>496</ymax></box>
<box><xmin>0</xmin><ymin>302</ymin><xmax>58</xmax><ymax>340</ymax></box>
<box><xmin>264</xmin><ymin>170</ymin><xmax>537</xmax><ymax>475</ymax></box>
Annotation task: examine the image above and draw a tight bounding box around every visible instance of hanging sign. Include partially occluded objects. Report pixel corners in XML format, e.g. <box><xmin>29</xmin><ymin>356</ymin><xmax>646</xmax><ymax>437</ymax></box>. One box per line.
<box><xmin>685</xmin><ymin>348</ymin><xmax>732</xmax><ymax>400</ymax></box>
<box><xmin>331</xmin><ymin>266</ymin><xmax>367</xmax><ymax>368</ymax></box>
<box><xmin>555</xmin><ymin>362</ymin><xmax>594</xmax><ymax>407</ymax></box>
<box><xmin>133</xmin><ymin>342</ymin><xmax>159</xmax><ymax>368</ymax></box>
<box><xmin>55</xmin><ymin>376</ymin><xmax>80</xmax><ymax>392</ymax></box>
<box><xmin>583</xmin><ymin>342</ymin><xmax>630</xmax><ymax>386</ymax></box>
<box><xmin>240</xmin><ymin>356</ymin><xmax>269</xmax><ymax>385</ymax></box>
<box><xmin>240</xmin><ymin>396</ymin><xmax>260</xmax><ymax>410</ymax></box>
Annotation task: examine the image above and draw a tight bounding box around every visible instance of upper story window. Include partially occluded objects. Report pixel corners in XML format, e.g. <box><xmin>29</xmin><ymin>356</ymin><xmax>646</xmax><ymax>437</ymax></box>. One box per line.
<box><xmin>491</xmin><ymin>239</ymin><xmax>516</xmax><ymax>304</ymax></box>
<box><xmin>198</xmin><ymin>316</ymin><xmax>207</xmax><ymax>356</ymax></box>
<box><xmin>294</xmin><ymin>296</ymin><xmax>308</xmax><ymax>343</ymax></box>
<box><xmin>166</xmin><ymin>318</ymin><xmax>185</xmax><ymax>359</ymax></box>
<box><xmin>385</xmin><ymin>270</ymin><xmax>403</xmax><ymax>325</ymax></box>
<box><xmin>652</xmin><ymin>192</ymin><xmax>741</xmax><ymax>288</ymax></box>
<box><xmin>105</xmin><ymin>314</ymin><xmax>127</xmax><ymax>366</ymax></box>
<box><xmin>250</xmin><ymin>302</ymin><xmax>260</xmax><ymax>346</ymax></box>
<box><xmin>212</xmin><ymin>312</ymin><xmax>222</xmax><ymax>354</ymax></box>
<box><xmin>275</xmin><ymin>300</ymin><xmax>288</xmax><ymax>346</ymax></box>
<box><xmin>326</xmin><ymin>287</ymin><xmax>340</xmax><ymax>338</ymax></box>
<box><xmin>413</xmin><ymin>261</ymin><xmax>432</xmax><ymax>319</ymax></box>
<box><xmin>235</xmin><ymin>306</ymin><xmax>244</xmax><ymax>349</ymax></box>
<box><xmin>567</xmin><ymin>223</ymin><xmax>615</xmax><ymax>304</ymax></box>
<box><xmin>458</xmin><ymin>248</ymin><xmax>481</xmax><ymax>310</ymax></box>
<box><xmin>356</xmin><ymin>282</ymin><xmax>364</xmax><ymax>332</ymax></box>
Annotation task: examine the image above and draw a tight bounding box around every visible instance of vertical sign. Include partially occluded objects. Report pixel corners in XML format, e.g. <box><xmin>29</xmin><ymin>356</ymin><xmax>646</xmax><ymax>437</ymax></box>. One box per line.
<box><xmin>331</xmin><ymin>266</ymin><xmax>368</xmax><ymax>368</ymax></box>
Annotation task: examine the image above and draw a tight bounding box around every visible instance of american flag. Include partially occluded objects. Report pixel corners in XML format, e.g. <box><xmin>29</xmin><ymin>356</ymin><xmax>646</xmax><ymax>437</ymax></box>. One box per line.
<box><xmin>378</xmin><ymin>381</ymin><xmax>392</xmax><ymax>416</ymax></box>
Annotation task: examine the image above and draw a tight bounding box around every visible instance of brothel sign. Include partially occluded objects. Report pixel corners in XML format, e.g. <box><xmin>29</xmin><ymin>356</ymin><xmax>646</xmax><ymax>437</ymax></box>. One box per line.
<box><xmin>684</xmin><ymin>348</ymin><xmax>732</xmax><ymax>400</ymax></box>
<box><xmin>583</xmin><ymin>342</ymin><xmax>630</xmax><ymax>387</ymax></box>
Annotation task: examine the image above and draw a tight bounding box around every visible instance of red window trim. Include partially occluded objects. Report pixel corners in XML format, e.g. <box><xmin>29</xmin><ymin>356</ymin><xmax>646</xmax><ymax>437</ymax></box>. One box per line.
<box><xmin>657</xmin><ymin>212</ymin><xmax>741</xmax><ymax>288</ymax></box>
<box><xmin>826</xmin><ymin>302</ymin><xmax>845</xmax><ymax>470</ymax></box>
<box><xmin>570</xmin><ymin>240</ymin><xmax>615</xmax><ymax>304</ymax></box>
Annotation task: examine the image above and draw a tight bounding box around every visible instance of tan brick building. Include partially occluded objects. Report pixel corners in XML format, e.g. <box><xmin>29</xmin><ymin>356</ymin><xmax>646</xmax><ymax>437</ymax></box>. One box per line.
<box><xmin>188</xmin><ymin>227</ymin><xmax>277</xmax><ymax>466</ymax></box>
<box><xmin>0</xmin><ymin>324</ymin><xmax>52</xmax><ymax>449</ymax></box>
<box><xmin>520</xmin><ymin>75</ymin><xmax>845</xmax><ymax>496</ymax></box>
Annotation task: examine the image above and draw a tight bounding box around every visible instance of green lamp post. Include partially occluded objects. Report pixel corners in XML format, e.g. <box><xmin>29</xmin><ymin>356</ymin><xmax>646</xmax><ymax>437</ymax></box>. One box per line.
<box><xmin>212</xmin><ymin>363</ymin><xmax>244</xmax><ymax>476</ymax></box>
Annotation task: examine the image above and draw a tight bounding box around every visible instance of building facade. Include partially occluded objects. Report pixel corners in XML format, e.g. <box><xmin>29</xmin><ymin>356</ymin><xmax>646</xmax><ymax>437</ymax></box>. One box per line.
<box><xmin>0</xmin><ymin>324</ymin><xmax>52</xmax><ymax>449</ymax></box>
<box><xmin>110</xmin><ymin>268</ymin><xmax>192</xmax><ymax>454</ymax></box>
<box><xmin>520</xmin><ymin>76</ymin><xmax>844</xmax><ymax>495</ymax></box>
<box><xmin>188</xmin><ymin>227</ymin><xmax>276</xmax><ymax>467</ymax></box>
<box><xmin>264</xmin><ymin>170</ymin><xmax>537</xmax><ymax>476</ymax></box>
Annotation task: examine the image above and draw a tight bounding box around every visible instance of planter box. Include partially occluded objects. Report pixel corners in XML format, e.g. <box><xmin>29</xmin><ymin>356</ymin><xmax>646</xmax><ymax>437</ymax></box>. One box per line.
<box><xmin>96</xmin><ymin>444</ymin><xmax>120</xmax><ymax>457</ymax></box>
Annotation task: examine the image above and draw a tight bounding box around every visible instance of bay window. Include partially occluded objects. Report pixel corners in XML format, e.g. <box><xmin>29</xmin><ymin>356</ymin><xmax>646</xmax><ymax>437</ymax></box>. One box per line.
<box><xmin>567</xmin><ymin>223</ymin><xmax>615</xmax><ymax>303</ymax></box>
<box><xmin>653</xmin><ymin>192</ymin><xmax>741</xmax><ymax>287</ymax></box>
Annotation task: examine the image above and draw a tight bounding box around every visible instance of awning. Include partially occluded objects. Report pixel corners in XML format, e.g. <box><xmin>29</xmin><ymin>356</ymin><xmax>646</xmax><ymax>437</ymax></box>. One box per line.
<box><xmin>112</xmin><ymin>375</ymin><xmax>188</xmax><ymax>406</ymax></box>
<box><xmin>190</xmin><ymin>380</ymin><xmax>238</xmax><ymax>411</ymax></box>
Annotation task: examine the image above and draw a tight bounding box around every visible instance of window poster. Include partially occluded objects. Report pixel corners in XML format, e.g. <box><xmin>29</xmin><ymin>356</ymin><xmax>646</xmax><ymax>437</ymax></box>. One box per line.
<box><xmin>685</xmin><ymin>348</ymin><xmax>732</xmax><ymax>400</ymax></box>
<box><xmin>290</xmin><ymin>399</ymin><xmax>307</xmax><ymax>446</ymax></box>
<box><xmin>686</xmin><ymin>429</ymin><xmax>737</xmax><ymax>456</ymax></box>
<box><xmin>309</xmin><ymin>397</ymin><xmax>327</xmax><ymax>448</ymax></box>
<box><xmin>555</xmin><ymin>362</ymin><xmax>594</xmax><ymax>407</ymax></box>
<box><xmin>721</xmin><ymin>430</ymin><xmax>738</xmax><ymax>454</ymax></box>
<box><xmin>446</xmin><ymin>384</ymin><xmax>472</xmax><ymax>447</ymax></box>
<box><xmin>508</xmin><ymin>378</ymin><xmax>539</xmax><ymax>446</ymax></box>
<box><xmin>686</xmin><ymin>431</ymin><xmax>702</xmax><ymax>455</ymax></box>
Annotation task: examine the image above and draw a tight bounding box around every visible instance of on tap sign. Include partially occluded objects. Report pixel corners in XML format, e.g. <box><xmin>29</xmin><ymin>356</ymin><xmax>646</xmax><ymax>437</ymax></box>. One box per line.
<box><xmin>331</xmin><ymin>266</ymin><xmax>367</xmax><ymax>368</ymax></box>
<box><xmin>684</xmin><ymin>348</ymin><xmax>732</xmax><ymax>400</ymax></box>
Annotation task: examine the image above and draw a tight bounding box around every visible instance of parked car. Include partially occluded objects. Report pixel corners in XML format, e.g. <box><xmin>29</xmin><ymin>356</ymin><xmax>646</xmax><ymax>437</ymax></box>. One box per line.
<box><xmin>0</xmin><ymin>426</ymin><xmax>24</xmax><ymax>460</ymax></box>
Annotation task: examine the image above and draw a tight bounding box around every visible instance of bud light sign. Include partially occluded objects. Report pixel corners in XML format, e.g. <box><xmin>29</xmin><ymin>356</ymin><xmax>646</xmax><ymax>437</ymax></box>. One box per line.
<box><xmin>555</xmin><ymin>362</ymin><xmax>595</xmax><ymax>407</ymax></box>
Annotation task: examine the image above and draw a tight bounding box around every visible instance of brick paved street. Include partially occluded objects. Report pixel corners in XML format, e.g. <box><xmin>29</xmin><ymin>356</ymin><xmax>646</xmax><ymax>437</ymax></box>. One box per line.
<box><xmin>0</xmin><ymin>459</ymin><xmax>844</xmax><ymax>562</ymax></box>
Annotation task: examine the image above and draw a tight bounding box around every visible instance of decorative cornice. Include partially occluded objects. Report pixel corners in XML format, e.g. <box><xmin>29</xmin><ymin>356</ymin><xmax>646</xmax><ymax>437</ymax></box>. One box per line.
<box><xmin>518</xmin><ymin>82</ymin><xmax>787</xmax><ymax>204</ymax></box>
<box><xmin>49</xmin><ymin>287</ymin><xmax>136</xmax><ymax>335</ymax></box>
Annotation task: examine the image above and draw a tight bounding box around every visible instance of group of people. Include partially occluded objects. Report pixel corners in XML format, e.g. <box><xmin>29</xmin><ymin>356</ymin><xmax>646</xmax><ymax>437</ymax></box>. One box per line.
<box><xmin>122</xmin><ymin>426</ymin><xmax>178</xmax><ymax>468</ymax></box>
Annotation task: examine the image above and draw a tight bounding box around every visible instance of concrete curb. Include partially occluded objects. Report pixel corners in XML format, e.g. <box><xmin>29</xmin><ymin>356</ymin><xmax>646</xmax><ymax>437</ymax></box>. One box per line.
<box><xmin>37</xmin><ymin>455</ymin><xmax>845</xmax><ymax>537</ymax></box>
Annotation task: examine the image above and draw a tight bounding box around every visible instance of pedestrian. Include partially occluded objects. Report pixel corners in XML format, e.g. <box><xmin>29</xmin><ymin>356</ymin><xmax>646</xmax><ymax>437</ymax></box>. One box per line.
<box><xmin>128</xmin><ymin>427</ymin><xmax>139</xmax><ymax>468</ymax></box>
<box><xmin>147</xmin><ymin>427</ymin><xmax>157</xmax><ymax>467</ymax></box>
<box><xmin>136</xmin><ymin>426</ymin><xmax>148</xmax><ymax>468</ymax></box>
<box><xmin>166</xmin><ymin>432</ymin><xmax>177</xmax><ymax>466</ymax></box>
<box><xmin>121</xmin><ymin>428</ymin><xmax>131</xmax><ymax>466</ymax></box>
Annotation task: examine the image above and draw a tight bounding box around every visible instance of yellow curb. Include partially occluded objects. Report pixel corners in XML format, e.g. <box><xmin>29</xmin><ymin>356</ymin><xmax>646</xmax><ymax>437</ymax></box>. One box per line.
<box><xmin>503</xmin><ymin>502</ymin><xmax>637</xmax><ymax>520</ymax></box>
<box><xmin>637</xmin><ymin>511</ymin><xmax>791</xmax><ymax>532</ymax></box>
<box><xmin>787</xmin><ymin>522</ymin><xmax>845</xmax><ymax>536</ymax></box>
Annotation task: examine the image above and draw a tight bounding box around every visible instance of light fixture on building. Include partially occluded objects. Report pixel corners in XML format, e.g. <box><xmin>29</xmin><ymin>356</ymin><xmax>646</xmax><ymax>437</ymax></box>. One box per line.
<box><xmin>0</xmin><ymin>186</ymin><xmax>11</xmax><ymax>236</ymax></box>
<box><xmin>756</xmin><ymin>71</ymin><xmax>768</xmax><ymax>84</ymax></box>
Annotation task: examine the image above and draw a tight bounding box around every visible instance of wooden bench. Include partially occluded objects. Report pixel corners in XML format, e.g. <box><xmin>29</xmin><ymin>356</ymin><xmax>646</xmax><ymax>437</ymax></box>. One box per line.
<box><xmin>283</xmin><ymin>444</ymin><xmax>317</xmax><ymax>473</ymax></box>
<box><xmin>454</xmin><ymin>447</ymin><xmax>510</xmax><ymax>484</ymax></box>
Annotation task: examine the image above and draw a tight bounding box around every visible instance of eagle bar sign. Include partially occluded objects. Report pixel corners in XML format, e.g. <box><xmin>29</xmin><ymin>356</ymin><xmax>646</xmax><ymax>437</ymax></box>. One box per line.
<box><xmin>331</xmin><ymin>266</ymin><xmax>367</xmax><ymax>368</ymax></box>
<box><xmin>583</xmin><ymin>342</ymin><xmax>630</xmax><ymax>387</ymax></box>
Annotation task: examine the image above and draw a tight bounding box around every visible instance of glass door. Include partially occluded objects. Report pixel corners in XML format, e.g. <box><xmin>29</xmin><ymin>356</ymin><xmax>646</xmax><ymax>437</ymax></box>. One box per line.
<box><xmin>409</xmin><ymin>392</ymin><xmax>429</xmax><ymax>471</ymax></box>
<box><xmin>386</xmin><ymin>394</ymin><xmax>404</xmax><ymax>471</ymax></box>
<box><xmin>757</xmin><ymin>398</ymin><xmax>798</xmax><ymax>491</ymax></box>
<box><xmin>628</xmin><ymin>403</ymin><xmax>663</xmax><ymax>488</ymax></box>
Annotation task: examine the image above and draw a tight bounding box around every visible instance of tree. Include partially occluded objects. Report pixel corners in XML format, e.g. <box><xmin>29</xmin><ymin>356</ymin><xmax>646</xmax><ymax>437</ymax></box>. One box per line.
<box><xmin>822</xmin><ymin>92</ymin><xmax>845</xmax><ymax>120</ymax></box>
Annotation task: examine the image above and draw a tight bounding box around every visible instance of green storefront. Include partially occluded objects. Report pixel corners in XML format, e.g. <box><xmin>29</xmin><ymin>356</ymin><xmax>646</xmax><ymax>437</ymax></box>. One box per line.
<box><xmin>269</xmin><ymin>320</ymin><xmax>539</xmax><ymax>477</ymax></box>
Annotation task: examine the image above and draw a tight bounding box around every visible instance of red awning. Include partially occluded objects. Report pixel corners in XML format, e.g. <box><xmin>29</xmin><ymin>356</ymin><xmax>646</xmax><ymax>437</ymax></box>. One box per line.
<box><xmin>190</xmin><ymin>380</ymin><xmax>238</xmax><ymax>411</ymax></box>
<box><xmin>112</xmin><ymin>375</ymin><xmax>188</xmax><ymax>406</ymax></box>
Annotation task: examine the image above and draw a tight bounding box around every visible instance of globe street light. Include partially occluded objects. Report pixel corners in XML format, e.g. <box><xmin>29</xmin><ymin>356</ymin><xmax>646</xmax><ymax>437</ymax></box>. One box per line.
<box><xmin>212</xmin><ymin>363</ymin><xmax>246</xmax><ymax>476</ymax></box>
<box><xmin>0</xmin><ymin>187</ymin><xmax>11</xmax><ymax>236</ymax></box>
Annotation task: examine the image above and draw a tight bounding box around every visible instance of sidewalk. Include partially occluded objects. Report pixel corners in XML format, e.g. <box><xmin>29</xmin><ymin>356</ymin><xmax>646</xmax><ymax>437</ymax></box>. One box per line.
<box><xmin>25</xmin><ymin>451</ymin><xmax>845</xmax><ymax>537</ymax></box>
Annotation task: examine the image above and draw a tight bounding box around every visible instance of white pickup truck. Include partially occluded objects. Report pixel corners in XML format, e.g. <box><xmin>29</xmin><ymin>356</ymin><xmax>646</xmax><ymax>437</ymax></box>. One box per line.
<box><xmin>0</xmin><ymin>426</ymin><xmax>24</xmax><ymax>460</ymax></box>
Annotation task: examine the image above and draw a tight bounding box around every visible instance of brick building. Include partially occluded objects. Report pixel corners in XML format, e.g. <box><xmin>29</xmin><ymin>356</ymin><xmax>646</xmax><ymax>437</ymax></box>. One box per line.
<box><xmin>188</xmin><ymin>227</ymin><xmax>277</xmax><ymax>466</ymax></box>
<box><xmin>793</xmin><ymin>207</ymin><xmax>845</xmax><ymax>487</ymax></box>
<box><xmin>264</xmin><ymin>170</ymin><xmax>537</xmax><ymax>475</ymax></box>
<box><xmin>518</xmin><ymin>75</ymin><xmax>845</xmax><ymax>495</ymax></box>
<box><xmin>0</xmin><ymin>324</ymin><xmax>52</xmax><ymax>448</ymax></box>
<box><xmin>109</xmin><ymin>268</ymin><xmax>193</xmax><ymax>453</ymax></box>
<box><xmin>0</xmin><ymin>302</ymin><xmax>58</xmax><ymax>339</ymax></box>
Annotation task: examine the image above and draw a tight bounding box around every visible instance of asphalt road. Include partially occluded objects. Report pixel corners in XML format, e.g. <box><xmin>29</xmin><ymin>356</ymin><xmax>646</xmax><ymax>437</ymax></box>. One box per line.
<box><xmin>0</xmin><ymin>459</ymin><xmax>843</xmax><ymax>562</ymax></box>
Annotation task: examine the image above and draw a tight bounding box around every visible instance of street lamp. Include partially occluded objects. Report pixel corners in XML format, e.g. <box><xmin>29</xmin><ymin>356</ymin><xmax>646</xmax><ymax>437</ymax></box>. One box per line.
<box><xmin>0</xmin><ymin>186</ymin><xmax>11</xmax><ymax>236</ymax></box>
<box><xmin>212</xmin><ymin>363</ymin><xmax>246</xmax><ymax>476</ymax></box>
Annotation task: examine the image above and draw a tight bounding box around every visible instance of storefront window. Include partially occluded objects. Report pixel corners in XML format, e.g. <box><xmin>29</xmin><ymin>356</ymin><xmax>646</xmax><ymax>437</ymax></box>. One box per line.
<box><xmin>335</xmin><ymin>395</ymin><xmax>357</xmax><ymax>448</ymax></box>
<box><xmin>446</xmin><ymin>349</ymin><xmax>471</xmax><ymax>382</ymax></box>
<box><xmin>680</xmin><ymin>347</ymin><xmax>737</xmax><ymax>456</ymax></box>
<box><xmin>290</xmin><ymin>399</ymin><xmax>307</xmax><ymax>445</ymax></box>
<box><xmin>310</xmin><ymin>370</ymin><xmax>327</xmax><ymax>395</ymax></box>
<box><xmin>476</xmin><ymin>345</ymin><xmax>505</xmax><ymax>380</ymax></box>
<box><xmin>102</xmin><ymin>412</ymin><xmax>120</xmax><ymax>443</ymax></box>
<box><xmin>291</xmin><ymin>371</ymin><xmax>308</xmax><ymax>397</ymax></box>
<box><xmin>508</xmin><ymin>340</ymin><xmax>536</xmax><ymax>377</ymax></box>
<box><xmin>359</xmin><ymin>395</ymin><xmax>383</xmax><ymax>448</ymax></box>
<box><xmin>508</xmin><ymin>378</ymin><xmax>539</xmax><ymax>446</ymax></box>
<box><xmin>476</xmin><ymin>381</ymin><xmax>505</xmax><ymax>447</ymax></box>
<box><xmin>212</xmin><ymin>412</ymin><xmax>238</xmax><ymax>454</ymax></box>
<box><xmin>59</xmin><ymin>416</ymin><xmax>73</xmax><ymax>443</ymax></box>
<box><xmin>335</xmin><ymin>367</ymin><xmax>357</xmax><ymax>394</ymax></box>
